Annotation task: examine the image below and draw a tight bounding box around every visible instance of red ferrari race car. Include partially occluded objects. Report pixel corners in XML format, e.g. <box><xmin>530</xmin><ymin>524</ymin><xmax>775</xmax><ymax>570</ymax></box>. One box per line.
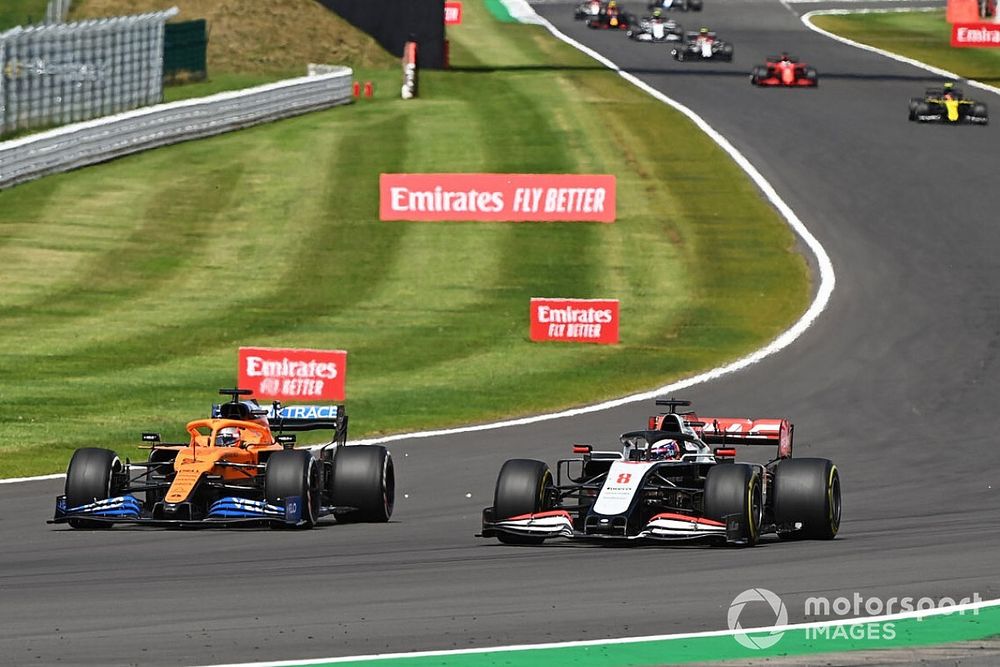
<box><xmin>480</xmin><ymin>398</ymin><xmax>841</xmax><ymax>547</ymax></box>
<box><xmin>751</xmin><ymin>53</ymin><xmax>818</xmax><ymax>87</ymax></box>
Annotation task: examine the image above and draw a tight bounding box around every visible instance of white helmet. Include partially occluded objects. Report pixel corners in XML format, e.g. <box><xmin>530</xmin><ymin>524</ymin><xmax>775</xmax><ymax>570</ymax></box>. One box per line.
<box><xmin>216</xmin><ymin>426</ymin><xmax>240</xmax><ymax>447</ymax></box>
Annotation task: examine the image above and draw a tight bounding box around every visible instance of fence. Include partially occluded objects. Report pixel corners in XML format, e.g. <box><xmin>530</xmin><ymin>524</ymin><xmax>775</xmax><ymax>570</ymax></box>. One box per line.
<box><xmin>0</xmin><ymin>8</ymin><xmax>177</xmax><ymax>135</ymax></box>
<box><xmin>45</xmin><ymin>0</ymin><xmax>72</xmax><ymax>24</ymax></box>
<box><xmin>0</xmin><ymin>67</ymin><xmax>353</xmax><ymax>190</ymax></box>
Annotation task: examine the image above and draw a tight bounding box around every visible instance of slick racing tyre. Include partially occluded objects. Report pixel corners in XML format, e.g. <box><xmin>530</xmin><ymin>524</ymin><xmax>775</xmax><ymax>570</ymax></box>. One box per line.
<box><xmin>266</xmin><ymin>449</ymin><xmax>322</xmax><ymax>528</ymax></box>
<box><xmin>750</xmin><ymin>65</ymin><xmax>766</xmax><ymax>85</ymax></box>
<box><xmin>493</xmin><ymin>459</ymin><xmax>554</xmax><ymax>545</ymax></box>
<box><xmin>65</xmin><ymin>447</ymin><xmax>124</xmax><ymax>529</ymax></box>
<box><xmin>971</xmin><ymin>103</ymin><xmax>989</xmax><ymax>124</ymax></box>
<box><xmin>704</xmin><ymin>463</ymin><xmax>762</xmax><ymax>546</ymax></box>
<box><xmin>329</xmin><ymin>445</ymin><xmax>395</xmax><ymax>523</ymax></box>
<box><xmin>773</xmin><ymin>458</ymin><xmax>841</xmax><ymax>540</ymax></box>
<box><xmin>805</xmin><ymin>67</ymin><xmax>818</xmax><ymax>86</ymax></box>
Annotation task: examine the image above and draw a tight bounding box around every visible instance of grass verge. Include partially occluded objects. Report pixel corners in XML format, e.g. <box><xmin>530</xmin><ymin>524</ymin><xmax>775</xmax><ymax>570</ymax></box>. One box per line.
<box><xmin>0</xmin><ymin>1</ymin><xmax>808</xmax><ymax>477</ymax></box>
<box><xmin>811</xmin><ymin>10</ymin><xmax>1000</xmax><ymax>87</ymax></box>
<box><xmin>0</xmin><ymin>0</ymin><xmax>49</xmax><ymax>30</ymax></box>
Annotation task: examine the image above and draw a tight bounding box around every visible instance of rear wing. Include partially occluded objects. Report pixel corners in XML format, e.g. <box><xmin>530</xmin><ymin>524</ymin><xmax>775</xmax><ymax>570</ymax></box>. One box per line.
<box><xmin>210</xmin><ymin>402</ymin><xmax>348</xmax><ymax>445</ymax></box>
<box><xmin>700</xmin><ymin>417</ymin><xmax>792</xmax><ymax>459</ymax></box>
<box><xmin>266</xmin><ymin>404</ymin><xmax>348</xmax><ymax>446</ymax></box>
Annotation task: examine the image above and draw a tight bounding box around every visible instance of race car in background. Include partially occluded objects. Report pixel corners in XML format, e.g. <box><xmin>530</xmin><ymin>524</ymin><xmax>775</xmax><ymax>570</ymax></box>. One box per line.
<box><xmin>627</xmin><ymin>10</ymin><xmax>684</xmax><ymax>43</ymax></box>
<box><xmin>671</xmin><ymin>28</ymin><xmax>733</xmax><ymax>61</ymax></box>
<box><xmin>51</xmin><ymin>389</ymin><xmax>395</xmax><ymax>528</ymax></box>
<box><xmin>751</xmin><ymin>54</ymin><xmax>818</xmax><ymax>87</ymax></box>
<box><xmin>649</xmin><ymin>0</ymin><xmax>703</xmax><ymax>11</ymax></box>
<box><xmin>574</xmin><ymin>0</ymin><xmax>604</xmax><ymax>20</ymax></box>
<box><xmin>480</xmin><ymin>398</ymin><xmax>841</xmax><ymax>546</ymax></box>
<box><xmin>909</xmin><ymin>83</ymin><xmax>989</xmax><ymax>125</ymax></box>
<box><xmin>587</xmin><ymin>3</ymin><xmax>635</xmax><ymax>30</ymax></box>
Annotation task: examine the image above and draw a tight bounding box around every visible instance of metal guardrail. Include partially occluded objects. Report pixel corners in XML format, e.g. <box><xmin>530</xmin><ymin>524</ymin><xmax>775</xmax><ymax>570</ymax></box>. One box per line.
<box><xmin>0</xmin><ymin>67</ymin><xmax>353</xmax><ymax>190</ymax></box>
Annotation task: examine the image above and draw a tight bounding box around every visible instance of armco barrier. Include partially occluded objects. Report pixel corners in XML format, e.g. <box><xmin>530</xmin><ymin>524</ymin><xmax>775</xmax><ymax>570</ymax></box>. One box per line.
<box><xmin>0</xmin><ymin>67</ymin><xmax>353</xmax><ymax>190</ymax></box>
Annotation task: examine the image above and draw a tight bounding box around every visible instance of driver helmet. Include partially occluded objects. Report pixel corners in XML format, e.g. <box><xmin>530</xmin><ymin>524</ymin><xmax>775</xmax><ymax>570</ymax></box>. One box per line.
<box><xmin>216</xmin><ymin>426</ymin><xmax>240</xmax><ymax>447</ymax></box>
<box><xmin>607</xmin><ymin>0</ymin><xmax>617</xmax><ymax>7</ymax></box>
<box><xmin>780</xmin><ymin>51</ymin><xmax>790</xmax><ymax>61</ymax></box>
<box><xmin>650</xmin><ymin>439</ymin><xmax>681</xmax><ymax>461</ymax></box>
<box><xmin>652</xmin><ymin>8</ymin><xmax>663</xmax><ymax>17</ymax></box>
<box><xmin>699</xmin><ymin>26</ymin><xmax>709</xmax><ymax>35</ymax></box>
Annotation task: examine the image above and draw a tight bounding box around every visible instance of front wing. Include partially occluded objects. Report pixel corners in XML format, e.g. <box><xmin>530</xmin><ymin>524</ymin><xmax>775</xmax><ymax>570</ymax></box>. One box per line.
<box><xmin>51</xmin><ymin>494</ymin><xmax>320</xmax><ymax>527</ymax></box>
<box><xmin>754</xmin><ymin>75</ymin><xmax>816</xmax><ymax>87</ymax></box>
<box><xmin>481</xmin><ymin>509</ymin><xmax>746</xmax><ymax>543</ymax></box>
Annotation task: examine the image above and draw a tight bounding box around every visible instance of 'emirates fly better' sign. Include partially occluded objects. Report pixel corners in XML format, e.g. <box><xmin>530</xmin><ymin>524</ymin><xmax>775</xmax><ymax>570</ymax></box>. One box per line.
<box><xmin>239</xmin><ymin>347</ymin><xmax>347</xmax><ymax>401</ymax></box>
<box><xmin>951</xmin><ymin>23</ymin><xmax>1000</xmax><ymax>47</ymax></box>
<box><xmin>530</xmin><ymin>298</ymin><xmax>620</xmax><ymax>344</ymax></box>
<box><xmin>380</xmin><ymin>174</ymin><xmax>616</xmax><ymax>222</ymax></box>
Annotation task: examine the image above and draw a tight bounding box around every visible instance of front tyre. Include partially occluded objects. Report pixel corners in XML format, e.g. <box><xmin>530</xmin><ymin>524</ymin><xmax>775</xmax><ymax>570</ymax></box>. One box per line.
<box><xmin>493</xmin><ymin>459</ymin><xmax>553</xmax><ymax>545</ymax></box>
<box><xmin>65</xmin><ymin>448</ymin><xmax>123</xmax><ymax>529</ymax></box>
<box><xmin>704</xmin><ymin>464</ymin><xmax>762</xmax><ymax>546</ymax></box>
<box><xmin>329</xmin><ymin>445</ymin><xmax>395</xmax><ymax>523</ymax></box>
<box><xmin>773</xmin><ymin>458</ymin><xmax>841</xmax><ymax>540</ymax></box>
<box><xmin>266</xmin><ymin>450</ymin><xmax>322</xmax><ymax>528</ymax></box>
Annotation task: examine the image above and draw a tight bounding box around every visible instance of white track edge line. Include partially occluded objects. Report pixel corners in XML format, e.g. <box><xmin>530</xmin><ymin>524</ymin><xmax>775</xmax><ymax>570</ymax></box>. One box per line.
<box><xmin>800</xmin><ymin>6</ymin><xmax>1000</xmax><ymax>97</ymax></box>
<box><xmin>6</xmin><ymin>1</ymin><xmax>836</xmax><ymax>481</ymax></box>
<box><xmin>194</xmin><ymin>596</ymin><xmax>1000</xmax><ymax>667</ymax></box>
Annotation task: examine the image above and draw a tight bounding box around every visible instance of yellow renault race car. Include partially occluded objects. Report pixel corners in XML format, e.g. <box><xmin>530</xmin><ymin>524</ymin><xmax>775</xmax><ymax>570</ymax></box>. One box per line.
<box><xmin>909</xmin><ymin>83</ymin><xmax>989</xmax><ymax>125</ymax></box>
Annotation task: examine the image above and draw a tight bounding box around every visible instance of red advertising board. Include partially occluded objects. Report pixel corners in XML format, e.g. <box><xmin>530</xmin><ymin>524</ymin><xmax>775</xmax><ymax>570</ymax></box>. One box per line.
<box><xmin>951</xmin><ymin>23</ymin><xmax>1000</xmax><ymax>46</ymax></box>
<box><xmin>238</xmin><ymin>347</ymin><xmax>347</xmax><ymax>401</ymax></box>
<box><xmin>445</xmin><ymin>1</ymin><xmax>463</xmax><ymax>25</ymax></box>
<box><xmin>380</xmin><ymin>173</ymin><xmax>617</xmax><ymax>222</ymax></box>
<box><xmin>530</xmin><ymin>298</ymin><xmax>620</xmax><ymax>344</ymax></box>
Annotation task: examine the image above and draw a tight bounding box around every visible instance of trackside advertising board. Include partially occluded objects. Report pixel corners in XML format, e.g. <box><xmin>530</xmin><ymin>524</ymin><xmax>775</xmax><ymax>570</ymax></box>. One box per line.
<box><xmin>445</xmin><ymin>1</ymin><xmax>463</xmax><ymax>24</ymax></box>
<box><xmin>379</xmin><ymin>174</ymin><xmax>616</xmax><ymax>222</ymax></box>
<box><xmin>238</xmin><ymin>347</ymin><xmax>347</xmax><ymax>401</ymax></box>
<box><xmin>530</xmin><ymin>298</ymin><xmax>620</xmax><ymax>344</ymax></box>
<box><xmin>951</xmin><ymin>23</ymin><xmax>1000</xmax><ymax>46</ymax></box>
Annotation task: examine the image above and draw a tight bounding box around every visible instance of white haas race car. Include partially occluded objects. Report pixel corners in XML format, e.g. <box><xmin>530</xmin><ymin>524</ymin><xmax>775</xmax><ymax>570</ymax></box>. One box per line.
<box><xmin>480</xmin><ymin>399</ymin><xmax>841</xmax><ymax>546</ymax></box>
<box><xmin>672</xmin><ymin>30</ymin><xmax>734</xmax><ymax>61</ymax></box>
<box><xmin>627</xmin><ymin>15</ymin><xmax>684</xmax><ymax>43</ymax></box>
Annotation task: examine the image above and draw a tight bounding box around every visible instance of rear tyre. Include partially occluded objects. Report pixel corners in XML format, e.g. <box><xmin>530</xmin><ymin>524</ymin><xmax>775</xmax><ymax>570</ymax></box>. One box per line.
<box><xmin>265</xmin><ymin>450</ymin><xmax>322</xmax><ymax>528</ymax></box>
<box><xmin>329</xmin><ymin>445</ymin><xmax>394</xmax><ymax>523</ymax></box>
<box><xmin>704</xmin><ymin>464</ymin><xmax>761</xmax><ymax>546</ymax></box>
<box><xmin>65</xmin><ymin>448</ymin><xmax>123</xmax><ymax>529</ymax></box>
<box><xmin>493</xmin><ymin>459</ymin><xmax>553</xmax><ymax>545</ymax></box>
<box><xmin>773</xmin><ymin>458</ymin><xmax>841</xmax><ymax>540</ymax></box>
<box><xmin>972</xmin><ymin>103</ymin><xmax>989</xmax><ymax>124</ymax></box>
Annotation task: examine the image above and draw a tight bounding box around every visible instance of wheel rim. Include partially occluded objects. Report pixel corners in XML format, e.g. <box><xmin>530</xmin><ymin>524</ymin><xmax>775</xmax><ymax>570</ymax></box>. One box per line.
<box><xmin>828</xmin><ymin>468</ymin><xmax>842</xmax><ymax>533</ymax></box>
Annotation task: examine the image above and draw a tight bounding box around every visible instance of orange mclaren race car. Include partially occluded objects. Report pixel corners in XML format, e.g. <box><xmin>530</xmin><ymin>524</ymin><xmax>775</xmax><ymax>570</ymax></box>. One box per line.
<box><xmin>51</xmin><ymin>389</ymin><xmax>394</xmax><ymax>528</ymax></box>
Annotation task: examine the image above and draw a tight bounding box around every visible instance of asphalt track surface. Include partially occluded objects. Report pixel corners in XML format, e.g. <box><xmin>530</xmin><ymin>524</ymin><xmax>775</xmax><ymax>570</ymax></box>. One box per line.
<box><xmin>3</xmin><ymin>1</ymin><xmax>1000</xmax><ymax>665</ymax></box>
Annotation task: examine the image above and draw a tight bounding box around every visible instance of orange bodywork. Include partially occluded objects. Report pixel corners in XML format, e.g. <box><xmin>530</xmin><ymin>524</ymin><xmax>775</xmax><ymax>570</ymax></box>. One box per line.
<box><xmin>158</xmin><ymin>419</ymin><xmax>282</xmax><ymax>504</ymax></box>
